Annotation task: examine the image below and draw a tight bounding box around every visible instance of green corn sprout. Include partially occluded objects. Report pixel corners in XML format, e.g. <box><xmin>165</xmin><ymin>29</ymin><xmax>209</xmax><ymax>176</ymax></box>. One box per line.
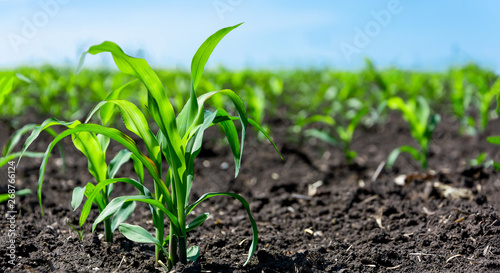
<box><xmin>467</xmin><ymin>152</ymin><xmax>494</xmax><ymax>169</ymax></box>
<box><xmin>0</xmin><ymin>189</ymin><xmax>31</xmax><ymax>203</ymax></box>
<box><xmin>450</xmin><ymin>69</ymin><xmax>476</xmax><ymax>135</ymax></box>
<box><xmin>305</xmin><ymin>106</ymin><xmax>368</xmax><ymax>164</ymax></box>
<box><xmin>386</xmin><ymin>96</ymin><xmax>440</xmax><ymax>170</ymax></box>
<box><xmin>1</xmin><ymin>124</ymin><xmax>64</xmax><ymax>168</ymax></box>
<box><xmin>486</xmin><ymin>137</ymin><xmax>500</xmax><ymax>171</ymax></box>
<box><xmin>19</xmin><ymin>23</ymin><xmax>280</xmax><ymax>270</ymax></box>
<box><xmin>472</xmin><ymin>76</ymin><xmax>500</xmax><ymax>133</ymax></box>
<box><xmin>486</xmin><ymin>90</ymin><xmax>500</xmax><ymax>171</ymax></box>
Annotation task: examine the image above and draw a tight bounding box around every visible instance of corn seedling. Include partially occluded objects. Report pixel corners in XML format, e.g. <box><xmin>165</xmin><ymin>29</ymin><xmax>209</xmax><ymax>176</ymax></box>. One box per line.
<box><xmin>470</xmin><ymin>75</ymin><xmax>500</xmax><ymax>133</ymax></box>
<box><xmin>1</xmin><ymin>124</ymin><xmax>64</xmax><ymax>168</ymax></box>
<box><xmin>449</xmin><ymin>69</ymin><xmax>476</xmax><ymax>135</ymax></box>
<box><xmin>305</xmin><ymin>106</ymin><xmax>368</xmax><ymax>164</ymax></box>
<box><xmin>386</xmin><ymin>96</ymin><xmax>440</xmax><ymax>170</ymax></box>
<box><xmin>486</xmin><ymin>137</ymin><xmax>500</xmax><ymax>171</ymax></box>
<box><xmin>19</xmin><ymin>23</ymin><xmax>280</xmax><ymax>270</ymax></box>
<box><xmin>485</xmin><ymin>95</ymin><xmax>500</xmax><ymax>171</ymax></box>
<box><xmin>0</xmin><ymin>188</ymin><xmax>31</xmax><ymax>203</ymax></box>
<box><xmin>467</xmin><ymin>152</ymin><xmax>494</xmax><ymax>169</ymax></box>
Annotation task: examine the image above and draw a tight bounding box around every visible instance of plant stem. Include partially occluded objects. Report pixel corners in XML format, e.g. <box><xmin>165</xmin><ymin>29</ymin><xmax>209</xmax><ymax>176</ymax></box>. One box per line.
<box><xmin>155</xmin><ymin>208</ymin><xmax>165</xmax><ymax>262</ymax></box>
<box><xmin>169</xmin><ymin>229</ymin><xmax>178</xmax><ymax>266</ymax></box>
<box><xmin>104</xmin><ymin>219</ymin><xmax>113</xmax><ymax>242</ymax></box>
<box><xmin>178</xmin><ymin>235</ymin><xmax>187</xmax><ymax>264</ymax></box>
<box><xmin>154</xmin><ymin>181</ymin><xmax>165</xmax><ymax>263</ymax></box>
<box><xmin>177</xmin><ymin>200</ymin><xmax>187</xmax><ymax>264</ymax></box>
<box><xmin>102</xmin><ymin>187</ymin><xmax>113</xmax><ymax>242</ymax></box>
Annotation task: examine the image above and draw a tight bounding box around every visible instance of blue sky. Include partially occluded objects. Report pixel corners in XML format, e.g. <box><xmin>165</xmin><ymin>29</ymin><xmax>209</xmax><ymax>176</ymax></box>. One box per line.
<box><xmin>1</xmin><ymin>0</ymin><xmax>499</xmax><ymax>71</ymax></box>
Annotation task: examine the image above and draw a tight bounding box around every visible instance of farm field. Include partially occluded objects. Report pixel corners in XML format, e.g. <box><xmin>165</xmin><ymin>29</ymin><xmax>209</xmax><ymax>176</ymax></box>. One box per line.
<box><xmin>1</xmin><ymin>60</ymin><xmax>500</xmax><ymax>272</ymax></box>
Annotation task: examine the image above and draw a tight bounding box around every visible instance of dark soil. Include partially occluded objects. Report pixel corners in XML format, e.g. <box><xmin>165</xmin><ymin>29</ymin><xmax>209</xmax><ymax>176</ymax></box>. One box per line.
<box><xmin>1</xmin><ymin>113</ymin><xmax>499</xmax><ymax>272</ymax></box>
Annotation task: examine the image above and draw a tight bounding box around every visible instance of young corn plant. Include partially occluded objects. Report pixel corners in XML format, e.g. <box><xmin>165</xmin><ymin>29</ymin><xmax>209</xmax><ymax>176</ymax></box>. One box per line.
<box><xmin>19</xmin><ymin>23</ymin><xmax>280</xmax><ymax>270</ymax></box>
<box><xmin>386</xmin><ymin>96</ymin><xmax>440</xmax><ymax>170</ymax></box>
<box><xmin>471</xmin><ymin>75</ymin><xmax>500</xmax><ymax>133</ymax></box>
<box><xmin>486</xmin><ymin>92</ymin><xmax>500</xmax><ymax>171</ymax></box>
<box><xmin>304</xmin><ymin>107</ymin><xmax>368</xmax><ymax>164</ymax></box>
<box><xmin>449</xmin><ymin>69</ymin><xmax>476</xmax><ymax>135</ymax></box>
<box><xmin>20</xmin><ymin>117</ymin><xmax>135</xmax><ymax>243</ymax></box>
<box><xmin>1</xmin><ymin>124</ymin><xmax>64</xmax><ymax>168</ymax></box>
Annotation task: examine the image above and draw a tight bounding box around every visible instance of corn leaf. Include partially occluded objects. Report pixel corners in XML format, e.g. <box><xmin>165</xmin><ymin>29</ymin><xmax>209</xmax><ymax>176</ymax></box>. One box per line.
<box><xmin>3</xmin><ymin>124</ymin><xmax>37</xmax><ymax>156</ymax></box>
<box><xmin>386</xmin><ymin>145</ymin><xmax>422</xmax><ymax>169</ymax></box>
<box><xmin>80</xmin><ymin>178</ymin><xmax>149</xmax><ymax>227</ymax></box>
<box><xmin>186</xmin><ymin>192</ymin><xmax>257</xmax><ymax>266</ymax></box>
<box><xmin>0</xmin><ymin>151</ymin><xmax>45</xmax><ymax>168</ymax></box>
<box><xmin>86</xmin><ymin>99</ymin><xmax>161</xmax><ymax>169</ymax></box>
<box><xmin>186</xmin><ymin>213</ymin><xmax>209</xmax><ymax>232</ymax></box>
<box><xmin>35</xmin><ymin>123</ymin><xmax>162</xmax><ymax>215</ymax></box>
<box><xmin>99</xmin><ymin>79</ymin><xmax>139</xmax><ymax>126</ymax></box>
<box><xmin>18</xmin><ymin>118</ymin><xmax>79</xmax><ymax>166</ymax></box>
<box><xmin>93</xmin><ymin>195</ymin><xmax>180</xmax><ymax>234</ymax></box>
<box><xmin>79</xmin><ymin>41</ymin><xmax>185</xmax><ymax>186</ymax></box>
<box><xmin>186</xmin><ymin>246</ymin><xmax>200</xmax><ymax>262</ymax></box>
<box><xmin>177</xmin><ymin>23</ymin><xmax>242</xmax><ymax>138</ymax></box>
<box><xmin>0</xmin><ymin>189</ymin><xmax>31</xmax><ymax>203</ymax></box>
<box><xmin>305</xmin><ymin>129</ymin><xmax>339</xmax><ymax>146</ymax></box>
<box><xmin>108</xmin><ymin>149</ymin><xmax>132</xmax><ymax>179</ymax></box>
<box><xmin>111</xmin><ymin>201</ymin><xmax>136</xmax><ymax>232</ymax></box>
<box><xmin>71</xmin><ymin>186</ymin><xmax>86</xmax><ymax>211</ymax></box>
<box><xmin>487</xmin><ymin>136</ymin><xmax>500</xmax><ymax>145</ymax></box>
<box><xmin>0</xmin><ymin>73</ymin><xmax>16</xmax><ymax>105</ymax></box>
<box><xmin>119</xmin><ymin>223</ymin><xmax>168</xmax><ymax>257</ymax></box>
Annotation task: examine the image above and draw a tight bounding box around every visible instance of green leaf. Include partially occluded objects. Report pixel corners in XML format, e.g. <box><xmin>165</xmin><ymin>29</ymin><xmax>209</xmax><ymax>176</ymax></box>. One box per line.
<box><xmin>186</xmin><ymin>213</ymin><xmax>209</xmax><ymax>232</ymax></box>
<box><xmin>3</xmin><ymin>124</ymin><xmax>37</xmax><ymax>156</ymax></box>
<box><xmin>119</xmin><ymin>223</ymin><xmax>160</xmax><ymax>244</ymax></box>
<box><xmin>99</xmin><ymin>79</ymin><xmax>139</xmax><ymax>126</ymax></box>
<box><xmin>0</xmin><ymin>189</ymin><xmax>31</xmax><ymax>203</ymax></box>
<box><xmin>34</xmin><ymin>123</ymin><xmax>163</xmax><ymax>215</ymax></box>
<box><xmin>297</xmin><ymin>114</ymin><xmax>335</xmax><ymax>127</ymax></box>
<box><xmin>178</xmin><ymin>23</ymin><xmax>242</xmax><ymax>139</ymax></box>
<box><xmin>71</xmin><ymin>129</ymin><xmax>107</xmax><ymax>183</ymax></box>
<box><xmin>118</xmin><ymin>223</ymin><xmax>168</xmax><ymax>257</ymax></box>
<box><xmin>191</xmin><ymin>23</ymin><xmax>242</xmax><ymax>91</ymax></box>
<box><xmin>97</xmin><ymin>134</ymin><xmax>111</xmax><ymax>154</ymax></box>
<box><xmin>18</xmin><ymin>118</ymin><xmax>77</xmax><ymax>167</ymax></box>
<box><xmin>215</xmin><ymin>109</ymin><xmax>242</xmax><ymax>175</ymax></box>
<box><xmin>79</xmin><ymin>41</ymin><xmax>185</xmax><ymax>192</ymax></box>
<box><xmin>489</xmin><ymin>77</ymin><xmax>500</xmax><ymax>115</ymax></box>
<box><xmin>80</xmin><ymin>178</ymin><xmax>149</xmax><ymax>227</ymax></box>
<box><xmin>118</xmin><ymin>223</ymin><xmax>169</xmax><ymax>258</ymax></box>
<box><xmin>186</xmin><ymin>246</ymin><xmax>200</xmax><ymax>262</ymax></box>
<box><xmin>71</xmin><ymin>186</ymin><xmax>86</xmax><ymax>211</ymax></box>
<box><xmin>86</xmin><ymin>100</ymin><xmax>161</xmax><ymax>169</ymax></box>
<box><xmin>387</xmin><ymin>97</ymin><xmax>420</xmax><ymax>136</ymax></box>
<box><xmin>66</xmin><ymin>218</ymin><xmax>83</xmax><ymax>241</ymax></box>
<box><xmin>186</xmin><ymin>192</ymin><xmax>257</xmax><ymax>266</ymax></box>
<box><xmin>487</xmin><ymin>136</ymin><xmax>500</xmax><ymax>145</ymax></box>
<box><xmin>184</xmin><ymin>110</ymin><xmax>219</xmax><ymax>204</ymax></box>
<box><xmin>93</xmin><ymin>195</ymin><xmax>180</xmax><ymax>235</ymax></box>
<box><xmin>305</xmin><ymin>129</ymin><xmax>339</xmax><ymax>146</ymax></box>
<box><xmin>347</xmin><ymin>107</ymin><xmax>369</xmax><ymax>138</ymax></box>
<box><xmin>424</xmin><ymin>114</ymin><xmax>441</xmax><ymax>145</ymax></box>
<box><xmin>386</xmin><ymin>145</ymin><xmax>422</xmax><ymax>169</ymax></box>
<box><xmin>0</xmin><ymin>151</ymin><xmax>45</xmax><ymax>168</ymax></box>
<box><xmin>107</xmin><ymin>149</ymin><xmax>132</xmax><ymax>179</ymax></box>
<box><xmin>131</xmin><ymin>154</ymin><xmax>144</xmax><ymax>184</ymax></box>
<box><xmin>247</xmin><ymin>119</ymin><xmax>282</xmax><ymax>160</ymax></box>
<box><xmin>111</xmin><ymin>201</ymin><xmax>136</xmax><ymax>232</ymax></box>
<box><xmin>0</xmin><ymin>73</ymin><xmax>16</xmax><ymax>105</ymax></box>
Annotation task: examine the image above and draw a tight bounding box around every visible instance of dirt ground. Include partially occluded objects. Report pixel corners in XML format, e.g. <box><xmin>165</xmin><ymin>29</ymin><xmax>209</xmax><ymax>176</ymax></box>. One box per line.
<box><xmin>1</xmin><ymin>113</ymin><xmax>499</xmax><ymax>272</ymax></box>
